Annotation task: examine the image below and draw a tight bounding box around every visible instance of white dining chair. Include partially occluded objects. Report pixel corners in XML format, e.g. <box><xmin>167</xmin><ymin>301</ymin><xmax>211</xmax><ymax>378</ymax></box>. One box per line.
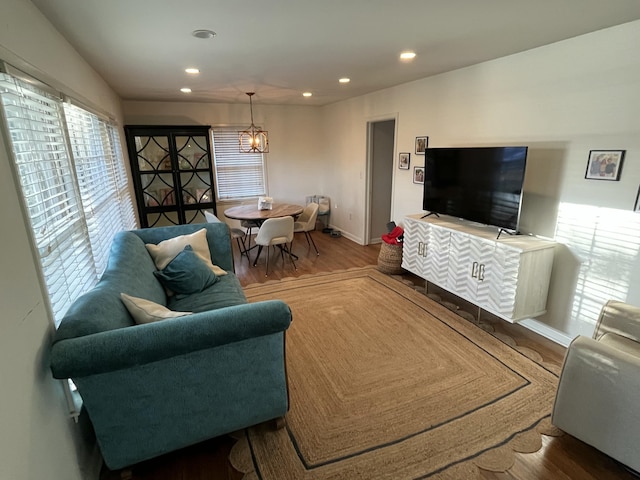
<box><xmin>252</xmin><ymin>216</ymin><xmax>296</xmax><ymax>276</ymax></box>
<box><xmin>293</xmin><ymin>202</ymin><xmax>320</xmax><ymax>255</ymax></box>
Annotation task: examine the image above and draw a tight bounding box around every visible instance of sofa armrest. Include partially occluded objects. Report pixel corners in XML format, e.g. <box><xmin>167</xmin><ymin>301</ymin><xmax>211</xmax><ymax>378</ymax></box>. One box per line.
<box><xmin>594</xmin><ymin>300</ymin><xmax>640</xmax><ymax>344</ymax></box>
<box><xmin>51</xmin><ymin>300</ymin><xmax>291</xmax><ymax>378</ymax></box>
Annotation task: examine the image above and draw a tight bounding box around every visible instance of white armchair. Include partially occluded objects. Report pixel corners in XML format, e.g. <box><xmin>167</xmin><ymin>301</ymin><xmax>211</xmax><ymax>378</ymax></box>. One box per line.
<box><xmin>552</xmin><ymin>300</ymin><xmax>640</xmax><ymax>473</ymax></box>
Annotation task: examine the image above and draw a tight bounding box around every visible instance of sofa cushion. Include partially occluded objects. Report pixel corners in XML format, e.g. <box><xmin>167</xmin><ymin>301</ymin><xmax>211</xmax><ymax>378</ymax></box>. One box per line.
<box><xmin>153</xmin><ymin>245</ymin><xmax>218</xmax><ymax>295</ymax></box>
<box><xmin>145</xmin><ymin>228</ymin><xmax>227</xmax><ymax>276</ymax></box>
<box><xmin>120</xmin><ymin>293</ymin><xmax>192</xmax><ymax>324</ymax></box>
<box><xmin>168</xmin><ymin>273</ymin><xmax>247</xmax><ymax>313</ymax></box>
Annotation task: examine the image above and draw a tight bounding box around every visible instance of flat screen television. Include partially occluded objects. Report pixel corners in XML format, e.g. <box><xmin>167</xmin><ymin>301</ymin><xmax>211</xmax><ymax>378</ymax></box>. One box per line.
<box><xmin>422</xmin><ymin>146</ymin><xmax>528</xmax><ymax>232</ymax></box>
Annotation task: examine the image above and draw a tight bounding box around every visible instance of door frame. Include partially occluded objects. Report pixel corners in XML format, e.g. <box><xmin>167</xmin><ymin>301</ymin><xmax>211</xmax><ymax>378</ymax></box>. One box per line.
<box><xmin>364</xmin><ymin>114</ymin><xmax>399</xmax><ymax>245</ymax></box>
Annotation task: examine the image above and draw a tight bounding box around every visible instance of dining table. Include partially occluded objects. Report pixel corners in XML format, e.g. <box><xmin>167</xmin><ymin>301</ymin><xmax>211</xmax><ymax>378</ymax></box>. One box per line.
<box><xmin>223</xmin><ymin>203</ymin><xmax>305</xmax><ymax>258</ymax></box>
<box><xmin>223</xmin><ymin>203</ymin><xmax>304</xmax><ymax>224</ymax></box>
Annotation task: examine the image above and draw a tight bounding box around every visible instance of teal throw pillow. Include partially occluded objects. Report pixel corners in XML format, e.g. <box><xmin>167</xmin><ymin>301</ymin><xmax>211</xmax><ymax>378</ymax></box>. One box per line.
<box><xmin>153</xmin><ymin>245</ymin><xmax>218</xmax><ymax>295</ymax></box>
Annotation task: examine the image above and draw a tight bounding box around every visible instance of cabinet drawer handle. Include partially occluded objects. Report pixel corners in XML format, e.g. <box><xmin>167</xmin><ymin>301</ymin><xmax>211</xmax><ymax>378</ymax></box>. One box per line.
<box><xmin>478</xmin><ymin>263</ymin><xmax>485</xmax><ymax>281</ymax></box>
<box><xmin>471</xmin><ymin>261</ymin><xmax>478</xmax><ymax>278</ymax></box>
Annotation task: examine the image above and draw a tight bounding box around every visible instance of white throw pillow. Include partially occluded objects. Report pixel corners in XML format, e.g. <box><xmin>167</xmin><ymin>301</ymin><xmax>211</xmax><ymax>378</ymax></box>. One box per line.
<box><xmin>145</xmin><ymin>228</ymin><xmax>227</xmax><ymax>276</ymax></box>
<box><xmin>120</xmin><ymin>293</ymin><xmax>192</xmax><ymax>324</ymax></box>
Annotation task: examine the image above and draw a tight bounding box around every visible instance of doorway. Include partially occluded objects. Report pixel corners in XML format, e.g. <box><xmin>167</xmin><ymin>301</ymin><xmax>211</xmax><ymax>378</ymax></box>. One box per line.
<box><xmin>366</xmin><ymin>118</ymin><xmax>396</xmax><ymax>244</ymax></box>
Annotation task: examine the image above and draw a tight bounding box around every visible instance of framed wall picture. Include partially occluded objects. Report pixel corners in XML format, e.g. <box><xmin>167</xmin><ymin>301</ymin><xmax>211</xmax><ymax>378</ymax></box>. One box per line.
<box><xmin>585</xmin><ymin>150</ymin><xmax>625</xmax><ymax>181</ymax></box>
<box><xmin>415</xmin><ymin>136</ymin><xmax>429</xmax><ymax>155</ymax></box>
<box><xmin>413</xmin><ymin>166</ymin><xmax>425</xmax><ymax>184</ymax></box>
<box><xmin>398</xmin><ymin>152</ymin><xmax>410</xmax><ymax>170</ymax></box>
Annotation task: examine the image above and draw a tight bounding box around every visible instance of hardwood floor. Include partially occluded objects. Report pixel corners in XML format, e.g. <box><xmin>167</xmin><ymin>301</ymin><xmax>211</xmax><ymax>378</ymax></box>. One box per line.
<box><xmin>100</xmin><ymin>230</ymin><xmax>634</xmax><ymax>480</ymax></box>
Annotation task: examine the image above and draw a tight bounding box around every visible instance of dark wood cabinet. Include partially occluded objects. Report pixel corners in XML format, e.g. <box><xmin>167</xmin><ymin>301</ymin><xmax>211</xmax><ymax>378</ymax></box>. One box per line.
<box><xmin>125</xmin><ymin>125</ymin><xmax>217</xmax><ymax>228</ymax></box>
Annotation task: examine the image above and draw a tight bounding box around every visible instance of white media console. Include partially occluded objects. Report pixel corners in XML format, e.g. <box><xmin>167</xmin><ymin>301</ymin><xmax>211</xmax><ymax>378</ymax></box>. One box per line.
<box><xmin>402</xmin><ymin>214</ymin><xmax>556</xmax><ymax>323</ymax></box>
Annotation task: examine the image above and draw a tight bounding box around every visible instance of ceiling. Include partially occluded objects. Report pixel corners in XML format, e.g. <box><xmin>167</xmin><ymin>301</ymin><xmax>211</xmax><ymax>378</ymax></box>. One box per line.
<box><xmin>32</xmin><ymin>0</ymin><xmax>640</xmax><ymax>106</ymax></box>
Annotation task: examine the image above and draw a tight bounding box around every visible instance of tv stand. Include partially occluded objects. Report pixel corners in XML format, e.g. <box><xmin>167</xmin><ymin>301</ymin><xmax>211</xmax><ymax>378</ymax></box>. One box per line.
<box><xmin>401</xmin><ymin>214</ymin><xmax>555</xmax><ymax>322</ymax></box>
<box><xmin>420</xmin><ymin>211</ymin><xmax>440</xmax><ymax>219</ymax></box>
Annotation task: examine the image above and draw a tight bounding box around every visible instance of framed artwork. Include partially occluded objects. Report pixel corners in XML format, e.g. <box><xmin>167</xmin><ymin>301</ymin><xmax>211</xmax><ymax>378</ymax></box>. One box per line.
<box><xmin>415</xmin><ymin>136</ymin><xmax>429</xmax><ymax>155</ymax></box>
<box><xmin>413</xmin><ymin>166</ymin><xmax>425</xmax><ymax>184</ymax></box>
<box><xmin>398</xmin><ymin>152</ymin><xmax>410</xmax><ymax>170</ymax></box>
<box><xmin>585</xmin><ymin>150</ymin><xmax>625</xmax><ymax>181</ymax></box>
<box><xmin>635</xmin><ymin>186</ymin><xmax>640</xmax><ymax>213</ymax></box>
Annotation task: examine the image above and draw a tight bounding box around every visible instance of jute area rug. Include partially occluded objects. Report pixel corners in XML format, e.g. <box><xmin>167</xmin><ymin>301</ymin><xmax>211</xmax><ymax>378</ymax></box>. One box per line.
<box><xmin>230</xmin><ymin>267</ymin><xmax>561</xmax><ymax>479</ymax></box>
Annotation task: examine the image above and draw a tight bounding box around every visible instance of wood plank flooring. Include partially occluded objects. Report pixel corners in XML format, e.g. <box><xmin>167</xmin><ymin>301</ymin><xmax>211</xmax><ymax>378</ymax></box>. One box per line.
<box><xmin>100</xmin><ymin>229</ymin><xmax>634</xmax><ymax>480</ymax></box>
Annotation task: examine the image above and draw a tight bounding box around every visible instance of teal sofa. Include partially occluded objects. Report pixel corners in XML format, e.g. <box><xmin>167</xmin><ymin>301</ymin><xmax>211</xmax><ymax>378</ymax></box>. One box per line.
<box><xmin>49</xmin><ymin>223</ymin><xmax>292</xmax><ymax>470</ymax></box>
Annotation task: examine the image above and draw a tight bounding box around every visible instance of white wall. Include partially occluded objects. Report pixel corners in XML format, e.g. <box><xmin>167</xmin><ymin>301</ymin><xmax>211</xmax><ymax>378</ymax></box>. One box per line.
<box><xmin>322</xmin><ymin>20</ymin><xmax>640</xmax><ymax>341</ymax></box>
<box><xmin>0</xmin><ymin>1</ymin><xmax>124</xmax><ymax>479</ymax></box>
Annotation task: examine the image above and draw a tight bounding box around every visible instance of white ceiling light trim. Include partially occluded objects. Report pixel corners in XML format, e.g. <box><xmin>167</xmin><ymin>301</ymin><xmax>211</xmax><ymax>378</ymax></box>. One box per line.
<box><xmin>192</xmin><ymin>29</ymin><xmax>216</xmax><ymax>39</ymax></box>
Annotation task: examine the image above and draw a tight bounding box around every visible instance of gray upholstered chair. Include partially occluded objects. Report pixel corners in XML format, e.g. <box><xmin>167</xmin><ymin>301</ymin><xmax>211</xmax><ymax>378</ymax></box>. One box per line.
<box><xmin>294</xmin><ymin>202</ymin><xmax>320</xmax><ymax>255</ymax></box>
<box><xmin>552</xmin><ymin>300</ymin><xmax>640</xmax><ymax>473</ymax></box>
<box><xmin>253</xmin><ymin>216</ymin><xmax>296</xmax><ymax>276</ymax></box>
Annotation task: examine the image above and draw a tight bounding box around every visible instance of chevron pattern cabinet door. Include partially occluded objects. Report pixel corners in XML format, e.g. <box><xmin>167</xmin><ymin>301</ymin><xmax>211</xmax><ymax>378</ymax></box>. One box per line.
<box><xmin>485</xmin><ymin>244</ymin><xmax>521</xmax><ymax>317</ymax></box>
<box><xmin>446</xmin><ymin>232</ymin><xmax>472</xmax><ymax>298</ymax></box>
<box><xmin>402</xmin><ymin>217</ymin><xmax>430</xmax><ymax>277</ymax></box>
<box><xmin>424</xmin><ymin>226</ymin><xmax>451</xmax><ymax>285</ymax></box>
<box><xmin>472</xmin><ymin>238</ymin><xmax>497</xmax><ymax>308</ymax></box>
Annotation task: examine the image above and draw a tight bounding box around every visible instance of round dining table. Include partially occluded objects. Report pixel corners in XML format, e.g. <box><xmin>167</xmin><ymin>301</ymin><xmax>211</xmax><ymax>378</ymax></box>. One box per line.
<box><xmin>223</xmin><ymin>203</ymin><xmax>304</xmax><ymax>224</ymax></box>
<box><xmin>224</xmin><ymin>203</ymin><xmax>305</xmax><ymax>259</ymax></box>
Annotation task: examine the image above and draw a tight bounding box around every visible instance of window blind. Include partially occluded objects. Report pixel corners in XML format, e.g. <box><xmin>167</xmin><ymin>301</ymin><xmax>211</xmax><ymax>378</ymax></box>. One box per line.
<box><xmin>0</xmin><ymin>73</ymin><xmax>95</xmax><ymax>325</ymax></box>
<box><xmin>0</xmin><ymin>72</ymin><xmax>136</xmax><ymax>326</ymax></box>
<box><xmin>211</xmin><ymin>128</ymin><xmax>266</xmax><ymax>200</ymax></box>
<box><xmin>63</xmin><ymin>103</ymin><xmax>136</xmax><ymax>275</ymax></box>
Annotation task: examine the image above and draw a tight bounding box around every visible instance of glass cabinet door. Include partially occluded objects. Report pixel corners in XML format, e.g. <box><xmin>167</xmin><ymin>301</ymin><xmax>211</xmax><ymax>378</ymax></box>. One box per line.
<box><xmin>125</xmin><ymin>126</ymin><xmax>216</xmax><ymax>228</ymax></box>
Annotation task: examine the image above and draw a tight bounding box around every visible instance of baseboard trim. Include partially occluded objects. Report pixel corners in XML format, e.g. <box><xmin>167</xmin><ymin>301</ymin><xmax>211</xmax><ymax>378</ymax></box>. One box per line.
<box><xmin>518</xmin><ymin>318</ymin><xmax>573</xmax><ymax>348</ymax></box>
<box><xmin>325</xmin><ymin>225</ymin><xmax>361</xmax><ymax>244</ymax></box>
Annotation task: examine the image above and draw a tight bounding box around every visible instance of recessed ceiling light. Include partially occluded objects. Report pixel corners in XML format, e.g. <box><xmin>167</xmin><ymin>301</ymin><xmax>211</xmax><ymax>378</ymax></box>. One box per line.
<box><xmin>400</xmin><ymin>51</ymin><xmax>416</xmax><ymax>61</ymax></box>
<box><xmin>339</xmin><ymin>78</ymin><xmax>350</xmax><ymax>84</ymax></box>
<box><xmin>180</xmin><ymin>87</ymin><xmax>192</xmax><ymax>93</ymax></box>
<box><xmin>302</xmin><ymin>92</ymin><xmax>313</xmax><ymax>97</ymax></box>
<box><xmin>185</xmin><ymin>68</ymin><xmax>200</xmax><ymax>74</ymax></box>
<box><xmin>192</xmin><ymin>29</ymin><xmax>216</xmax><ymax>39</ymax></box>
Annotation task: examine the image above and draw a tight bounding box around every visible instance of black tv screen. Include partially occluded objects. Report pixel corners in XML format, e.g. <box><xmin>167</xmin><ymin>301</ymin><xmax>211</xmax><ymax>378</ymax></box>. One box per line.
<box><xmin>422</xmin><ymin>146</ymin><xmax>528</xmax><ymax>232</ymax></box>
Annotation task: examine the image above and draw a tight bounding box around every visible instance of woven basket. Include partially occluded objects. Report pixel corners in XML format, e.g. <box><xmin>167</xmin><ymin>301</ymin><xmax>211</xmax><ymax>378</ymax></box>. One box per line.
<box><xmin>377</xmin><ymin>242</ymin><xmax>403</xmax><ymax>275</ymax></box>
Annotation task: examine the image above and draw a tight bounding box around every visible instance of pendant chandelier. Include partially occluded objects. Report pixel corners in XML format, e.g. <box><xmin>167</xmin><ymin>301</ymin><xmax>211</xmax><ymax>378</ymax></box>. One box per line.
<box><xmin>238</xmin><ymin>92</ymin><xmax>269</xmax><ymax>153</ymax></box>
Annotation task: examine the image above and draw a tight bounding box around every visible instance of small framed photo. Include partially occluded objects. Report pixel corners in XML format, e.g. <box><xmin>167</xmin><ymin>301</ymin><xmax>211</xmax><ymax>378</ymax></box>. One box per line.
<box><xmin>634</xmin><ymin>186</ymin><xmax>640</xmax><ymax>213</ymax></box>
<box><xmin>585</xmin><ymin>150</ymin><xmax>625</xmax><ymax>181</ymax></box>
<box><xmin>413</xmin><ymin>166</ymin><xmax>425</xmax><ymax>184</ymax></box>
<box><xmin>398</xmin><ymin>152</ymin><xmax>410</xmax><ymax>170</ymax></box>
<box><xmin>415</xmin><ymin>136</ymin><xmax>429</xmax><ymax>155</ymax></box>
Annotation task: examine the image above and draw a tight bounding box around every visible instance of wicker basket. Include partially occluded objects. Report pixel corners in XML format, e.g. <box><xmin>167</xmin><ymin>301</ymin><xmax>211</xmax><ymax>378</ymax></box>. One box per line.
<box><xmin>377</xmin><ymin>242</ymin><xmax>403</xmax><ymax>275</ymax></box>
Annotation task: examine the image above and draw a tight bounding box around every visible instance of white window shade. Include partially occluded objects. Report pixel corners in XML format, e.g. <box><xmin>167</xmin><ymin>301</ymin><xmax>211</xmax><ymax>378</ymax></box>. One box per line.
<box><xmin>211</xmin><ymin>128</ymin><xmax>266</xmax><ymax>200</ymax></box>
<box><xmin>63</xmin><ymin>104</ymin><xmax>136</xmax><ymax>275</ymax></box>
<box><xmin>0</xmin><ymin>73</ymin><xmax>95</xmax><ymax>325</ymax></box>
<box><xmin>0</xmin><ymin>72</ymin><xmax>137</xmax><ymax>327</ymax></box>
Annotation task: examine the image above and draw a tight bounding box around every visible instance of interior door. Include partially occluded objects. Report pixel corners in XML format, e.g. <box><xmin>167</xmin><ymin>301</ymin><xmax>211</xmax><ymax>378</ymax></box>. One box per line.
<box><xmin>368</xmin><ymin>119</ymin><xmax>395</xmax><ymax>243</ymax></box>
